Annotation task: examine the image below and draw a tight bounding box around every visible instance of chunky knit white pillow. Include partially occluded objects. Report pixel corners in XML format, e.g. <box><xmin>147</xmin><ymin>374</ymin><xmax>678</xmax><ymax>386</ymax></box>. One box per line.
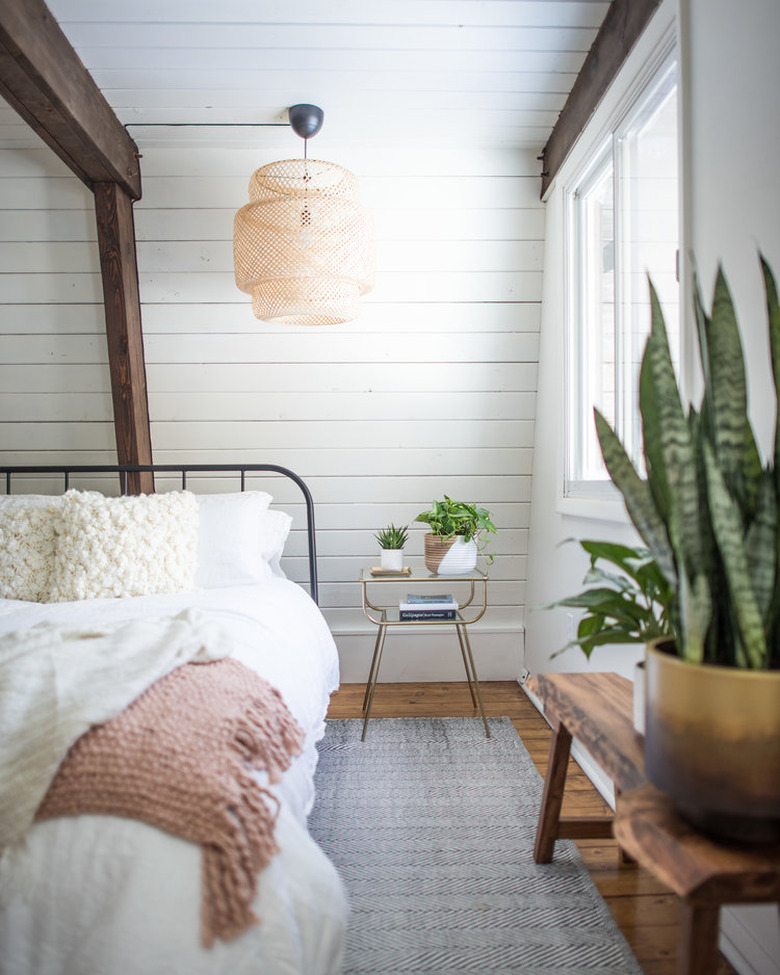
<box><xmin>0</xmin><ymin>496</ymin><xmax>62</xmax><ymax>602</ymax></box>
<box><xmin>49</xmin><ymin>490</ymin><xmax>199</xmax><ymax>602</ymax></box>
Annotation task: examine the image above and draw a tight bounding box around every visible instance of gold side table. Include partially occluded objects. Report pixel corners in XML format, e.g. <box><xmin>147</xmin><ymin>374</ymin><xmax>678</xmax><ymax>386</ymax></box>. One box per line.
<box><xmin>359</xmin><ymin>566</ymin><xmax>490</xmax><ymax>740</ymax></box>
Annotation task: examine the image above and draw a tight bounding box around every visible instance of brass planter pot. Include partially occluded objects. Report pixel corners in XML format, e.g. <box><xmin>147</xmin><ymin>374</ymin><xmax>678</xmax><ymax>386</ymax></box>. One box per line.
<box><xmin>644</xmin><ymin>641</ymin><xmax>780</xmax><ymax>843</ymax></box>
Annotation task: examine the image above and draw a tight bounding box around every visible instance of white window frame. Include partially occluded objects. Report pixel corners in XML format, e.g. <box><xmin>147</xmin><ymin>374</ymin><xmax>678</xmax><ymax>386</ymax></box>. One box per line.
<box><xmin>563</xmin><ymin>47</ymin><xmax>680</xmax><ymax>502</ymax></box>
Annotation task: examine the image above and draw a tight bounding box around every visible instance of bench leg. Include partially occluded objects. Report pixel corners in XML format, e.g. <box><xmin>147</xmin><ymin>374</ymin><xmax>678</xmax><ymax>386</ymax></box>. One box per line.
<box><xmin>614</xmin><ymin>787</ymin><xmax>636</xmax><ymax>864</ymax></box>
<box><xmin>678</xmin><ymin>902</ymin><xmax>720</xmax><ymax>975</ymax></box>
<box><xmin>533</xmin><ymin>716</ymin><xmax>572</xmax><ymax>863</ymax></box>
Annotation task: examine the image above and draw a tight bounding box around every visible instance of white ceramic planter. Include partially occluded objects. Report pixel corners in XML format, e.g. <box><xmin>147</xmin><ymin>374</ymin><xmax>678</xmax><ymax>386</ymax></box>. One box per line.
<box><xmin>380</xmin><ymin>549</ymin><xmax>404</xmax><ymax>571</ymax></box>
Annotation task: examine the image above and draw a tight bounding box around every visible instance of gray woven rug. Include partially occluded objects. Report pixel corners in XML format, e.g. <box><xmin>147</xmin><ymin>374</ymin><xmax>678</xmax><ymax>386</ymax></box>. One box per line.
<box><xmin>308</xmin><ymin>717</ymin><xmax>643</xmax><ymax>975</ymax></box>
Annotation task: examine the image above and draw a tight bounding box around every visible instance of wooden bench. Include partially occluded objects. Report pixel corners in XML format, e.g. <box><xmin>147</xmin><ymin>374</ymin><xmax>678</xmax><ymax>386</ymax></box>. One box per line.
<box><xmin>526</xmin><ymin>671</ymin><xmax>644</xmax><ymax>863</ymax></box>
<box><xmin>614</xmin><ymin>784</ymin><xmax>780</xmax><ymax>975</ymax></box>
<box><xmin>527</xmin><ymin>671</ymin><xmax>780</xmax><ymax>975</ymax></box>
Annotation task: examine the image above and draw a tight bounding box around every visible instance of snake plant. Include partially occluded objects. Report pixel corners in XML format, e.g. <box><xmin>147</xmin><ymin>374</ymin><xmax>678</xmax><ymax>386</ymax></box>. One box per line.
<box><xmin>595</xmin><ymin>255</ymin><xmax>779</xmax><ymax>670</ymax></box>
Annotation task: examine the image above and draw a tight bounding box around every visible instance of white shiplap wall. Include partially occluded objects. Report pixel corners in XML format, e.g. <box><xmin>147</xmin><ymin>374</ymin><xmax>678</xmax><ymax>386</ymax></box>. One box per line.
<box><xmin>0</xmin><ymin>136</ymin><xmax>543</xmax><ymax>680</ymax></box>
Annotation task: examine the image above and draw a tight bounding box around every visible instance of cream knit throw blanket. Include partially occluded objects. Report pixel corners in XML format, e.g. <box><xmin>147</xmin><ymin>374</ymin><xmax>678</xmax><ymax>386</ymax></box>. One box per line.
<box><xmin>36</xmin><ymin>657</ymin><xmax>305</xmax><ymax>947</ymax></box>
<box><xmin>0</xmin><ymin>611</ymin><xmax>231</xmax><ymax>852</ymax></box>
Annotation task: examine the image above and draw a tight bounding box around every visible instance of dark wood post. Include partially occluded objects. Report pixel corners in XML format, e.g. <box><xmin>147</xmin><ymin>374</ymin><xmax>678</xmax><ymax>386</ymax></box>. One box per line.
<box><xmin>94</xmin><ymin>182</ymin><xmax>153</xmax><ymax>495</ymax></box>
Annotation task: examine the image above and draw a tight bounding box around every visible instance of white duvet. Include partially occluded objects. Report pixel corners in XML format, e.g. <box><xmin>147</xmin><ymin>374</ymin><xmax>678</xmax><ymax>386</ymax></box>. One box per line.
<box><xmin>0</xmin><ymin>579</ymin><xmax>346</xmax><ymax>975</ymax></box>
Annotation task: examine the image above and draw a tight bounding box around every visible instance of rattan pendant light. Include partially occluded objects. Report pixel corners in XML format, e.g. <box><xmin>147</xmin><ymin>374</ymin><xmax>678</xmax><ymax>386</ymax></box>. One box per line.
<box><xmin>233</xmin><ymin>104</ymin><xmax>375</xmax><ymax>325</ymax></box>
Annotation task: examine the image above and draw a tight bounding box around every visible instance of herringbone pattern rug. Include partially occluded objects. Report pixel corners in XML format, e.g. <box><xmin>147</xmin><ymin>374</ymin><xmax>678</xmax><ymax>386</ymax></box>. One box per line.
<box><xmin>308</xmin><ymin>716</ymin><xmax>643</xmax><ymax>975</ymax></box>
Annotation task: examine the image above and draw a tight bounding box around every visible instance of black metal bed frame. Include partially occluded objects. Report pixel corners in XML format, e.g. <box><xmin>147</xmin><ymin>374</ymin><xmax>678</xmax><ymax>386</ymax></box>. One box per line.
<box><xmin>0</xmin><ymin>463</ymin><xmax>319</xmax><ymax>604</ymax></box>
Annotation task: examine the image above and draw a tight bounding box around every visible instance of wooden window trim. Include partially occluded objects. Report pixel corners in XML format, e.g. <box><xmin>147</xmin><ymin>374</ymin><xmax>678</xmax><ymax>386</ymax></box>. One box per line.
<box><xmin>540</xmin><ymin>0</ymin><xmax>662</xmax><ymax>199</ymax></box>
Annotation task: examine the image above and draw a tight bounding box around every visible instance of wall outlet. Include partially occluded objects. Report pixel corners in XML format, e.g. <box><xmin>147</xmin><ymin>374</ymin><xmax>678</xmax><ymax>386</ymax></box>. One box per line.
<box><xmin>519</xmin><ymin>667</ymin><xmax>531</xmax><ymax>685</ymax></box>
<box><xmin>567</xmin><ymin>613</ymin><xmax>576</xmax><ymax>642</ymax></box>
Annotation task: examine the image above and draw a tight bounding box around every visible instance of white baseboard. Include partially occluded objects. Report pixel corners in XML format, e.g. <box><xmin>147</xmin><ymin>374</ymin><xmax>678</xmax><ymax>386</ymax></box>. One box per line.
<box><xmin>719</xmin><ymin>908</ymin><xmax>780</xmax><ymax>975</ymax></box>
<box><xmin>520</xmin><ymin>682</ymin><xmax>779</xmax><ymax>975</ymax></box>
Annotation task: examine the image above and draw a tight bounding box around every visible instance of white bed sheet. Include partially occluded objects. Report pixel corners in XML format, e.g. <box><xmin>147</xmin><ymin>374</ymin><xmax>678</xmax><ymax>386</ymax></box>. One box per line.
<box><xmin>0</xmin><ymin>579</ymin><xmax>346</xmax><ymax>975</ymax></box>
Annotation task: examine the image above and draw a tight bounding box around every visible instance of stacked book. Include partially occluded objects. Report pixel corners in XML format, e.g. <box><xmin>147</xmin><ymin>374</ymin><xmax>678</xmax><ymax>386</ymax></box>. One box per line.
<box><xmin>398</xmin><ymin>593</ymin><xmax>458</xmax><ymax>621</ymax></box>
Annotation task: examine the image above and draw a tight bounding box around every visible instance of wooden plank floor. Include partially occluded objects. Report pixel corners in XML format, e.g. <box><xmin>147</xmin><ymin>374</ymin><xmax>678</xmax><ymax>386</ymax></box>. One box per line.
<box><xmin>326</xmin><ymin>680</ymin><xmax>739</xmax><ymax>975</ymax></box>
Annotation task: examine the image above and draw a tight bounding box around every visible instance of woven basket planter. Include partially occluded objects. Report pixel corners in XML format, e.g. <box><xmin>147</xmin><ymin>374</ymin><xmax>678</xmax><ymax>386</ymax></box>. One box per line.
<box><xmin>424</xmin><ymin>535</ymin><xmax>477</xmax><ymax>575</ymax></box>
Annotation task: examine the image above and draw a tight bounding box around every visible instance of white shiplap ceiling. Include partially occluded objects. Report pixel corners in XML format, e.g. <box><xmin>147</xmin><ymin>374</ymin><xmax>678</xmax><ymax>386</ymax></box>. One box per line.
<box><xmin>1</xmin><ymin>0</ymin><xmax>610</xmax><ymax>153</ymax></box>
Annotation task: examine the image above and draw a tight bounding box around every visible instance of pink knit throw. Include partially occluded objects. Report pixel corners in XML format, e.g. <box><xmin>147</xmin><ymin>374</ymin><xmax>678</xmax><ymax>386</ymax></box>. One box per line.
<box><xmin>36</xmin><ymin>657</ymin><xmax>305</xmax><ymax>947</ymax></box>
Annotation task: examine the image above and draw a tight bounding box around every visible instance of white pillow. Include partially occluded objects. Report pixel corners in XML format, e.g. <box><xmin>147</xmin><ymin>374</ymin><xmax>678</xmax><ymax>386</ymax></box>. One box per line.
<box><xmin>0</xmin><ymin>496</ymin><xmax>62</xmax><ymax>602</ymax></box>
<box><xmin>195</xmin><ymin>491</ymin><xmax>275</xmax><ymax>588</ymax></box>
<box><xmin>258</xmin><ymin>509</ymin><xmax>293</xmax><ymax>578</ymax></box>
<box><xmin>49</xmin><ymin>490</ymin><xmax>199</xmax><ymax>602</ymax></box>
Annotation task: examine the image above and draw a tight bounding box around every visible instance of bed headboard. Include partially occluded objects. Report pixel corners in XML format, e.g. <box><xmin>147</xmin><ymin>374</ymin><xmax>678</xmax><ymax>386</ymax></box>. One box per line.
<box><xmin>0</xmin><ymin>463</ymin><xmax>319</xmax><ymax>604</ymax></box>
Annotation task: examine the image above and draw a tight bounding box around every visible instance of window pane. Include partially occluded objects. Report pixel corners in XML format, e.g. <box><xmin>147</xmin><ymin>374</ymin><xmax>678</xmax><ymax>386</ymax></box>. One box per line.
<box><xmin>574</xmin><ymin>157</ymin><xmax>615</xmax><ymax>482</ymax></box>
<box><xmin>617</xmin><ymin>71</ymin><xmax>679</xmax><ymax>469</ymax></box>
<box><xmin>565</xmin><ymin>55</ymin><xmax>679</xmax><ymax>496</ymax></box>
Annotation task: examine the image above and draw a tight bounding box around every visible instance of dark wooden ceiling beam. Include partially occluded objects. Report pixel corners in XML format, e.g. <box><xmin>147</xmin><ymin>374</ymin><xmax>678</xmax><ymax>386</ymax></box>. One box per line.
<box><xmin>0</xmin><ymin>0</ymin><xmax>141</xmax><ymax>199</ymax></box>
<box><xmin>540</xmin><ymin>0</ymin><xmax>662</xmax><ymax>198</ymax></box>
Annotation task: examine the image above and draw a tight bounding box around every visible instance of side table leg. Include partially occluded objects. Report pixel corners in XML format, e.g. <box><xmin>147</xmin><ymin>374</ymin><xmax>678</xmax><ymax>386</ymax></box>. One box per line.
<box><xmin>455</xmin><ymin>622</ymin><xmax>478</xmax><ymax>708</ymax></box>
<box><xmin>362</xmin><ymin>626</ymin><xmax>385</xmax><ymax>713</ymax></box>
<box><xmin>458</xmin><ymin>623</ymin><xmax>490</xmax><ymax>738</ymax></box>
<box><xmin>677</xmin><ymin>903</ymin><xmax>720</xmax><ymax>975</ymax></box>
<box><xmin>534</xmin><ymin>717</ymin><xmax>572</xmax><ymax>863</ymax></box>
<box><xmin>361</xmin><ymin>624</ymin><xmax>388</xmax><ymax>741</ymax></box>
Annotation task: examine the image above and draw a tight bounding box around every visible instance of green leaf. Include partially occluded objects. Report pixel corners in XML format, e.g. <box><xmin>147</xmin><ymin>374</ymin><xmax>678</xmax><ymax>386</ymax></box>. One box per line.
<box><xmin>763</xmin><ymin>255</ymin><xmax>780</xmax><ymax>638</ymax></box>
<box><xmin>580</xmin><ymin>539</ymin><xmax>650</xmax><ymax>574</ymax></box>
<box><xmin>745</xmin><ymin>469</ymin><xmax>777</xmax><ymax>628</ymax></box>
<box><xmin>703</xmin><ymin>441</ymin><xmax>768</xmax><ymax>668</ymax></box>
<box><xmin>738</xmin><ymin>423</ymin><xmax>764</xmax><ymax>519</ymax></box>
<box><xmin>701</xmin><ymin>267</ymin><xmax>749</xmax><ymax>489</ymax></box>
<box><xmin>761</xmin><ymin>254</ymin><xmax>780</xmax><ymax>474</ymax></box>
<box><xmin>582</xmin><ymin>566</ymin><xmax>634</xmax><ymax>593</ymax></box>
<box><xmin>677</xmin><ymin>564</ymin><xmax>711</xmax><ymax>664</ymax></box>
<box><xmin>550</xmin><ymin>587</ymin><xmax>647</xmax><ymax>622</ymax></box>
<box><xmin>595</xmin><ymin>409</ymin><xmax>677</xmax><ymax>587</ymax></box>
<box><xmin>640</xmin><ymin>294</ymin><xmax>703</xmax><ymax>575</ymax></box>
<box><xmin>552</xmin><ymin>625</ymin><xmax>649</xmax><ymax>660</ymax></box>
<box><xmin>640</xmin><ymin>287</ymin><xmax>677</xmax><ymax>523</ymax></box>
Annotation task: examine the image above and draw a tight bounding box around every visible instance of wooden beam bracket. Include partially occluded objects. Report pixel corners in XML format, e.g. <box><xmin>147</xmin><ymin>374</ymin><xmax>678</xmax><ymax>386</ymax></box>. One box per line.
<box><xmin>0</xmin><ymin>0</ymin><xmax>141</xmax><ymax>199</ymax></box>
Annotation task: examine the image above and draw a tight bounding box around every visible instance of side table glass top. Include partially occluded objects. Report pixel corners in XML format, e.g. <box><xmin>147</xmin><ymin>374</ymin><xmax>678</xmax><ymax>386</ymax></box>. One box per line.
<box><xmin>360</xmin><ymin>565</ymin><xmax>487</xmax><ymax>583</ymax></box>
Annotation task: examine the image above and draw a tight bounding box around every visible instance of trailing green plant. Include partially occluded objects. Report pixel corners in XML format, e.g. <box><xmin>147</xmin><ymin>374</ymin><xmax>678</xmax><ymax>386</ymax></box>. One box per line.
<box><xmin>374</xmin><ymin>523</ymin><xmax>409</xmax><ymax>550</ymax></box>
<box><xmin>548</xmin><ymin>540</ymin><xmax>673</xmax><ymax>658</ymax></box>
<box><xmin>414</xmin><ymin>496</ymin><xmax>497</xmax><ymax>563</ymax></box>
<box><xmin>593</xmin><ymin>255</ymin><xmax>780</xmax><ymax>670</ymax></box>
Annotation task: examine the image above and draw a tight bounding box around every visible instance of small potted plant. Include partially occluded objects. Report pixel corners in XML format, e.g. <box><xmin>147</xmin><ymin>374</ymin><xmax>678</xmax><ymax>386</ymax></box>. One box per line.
<box><xmin>374</xmin><ymin>523</ymin><xmax>409</xmax><ymax>572</ymax></box>
<box><xmin>414</xmin><ymin>496</ymin><xmax>496</xmax><ymax>574</ymax></box>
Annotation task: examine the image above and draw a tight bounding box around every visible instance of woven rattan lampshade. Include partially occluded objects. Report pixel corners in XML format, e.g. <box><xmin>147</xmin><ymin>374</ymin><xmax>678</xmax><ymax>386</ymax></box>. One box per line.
<box><xmin>233</xmin><ymin>157</ymin><xmax>375</xmax><ymax>325</ymax></box>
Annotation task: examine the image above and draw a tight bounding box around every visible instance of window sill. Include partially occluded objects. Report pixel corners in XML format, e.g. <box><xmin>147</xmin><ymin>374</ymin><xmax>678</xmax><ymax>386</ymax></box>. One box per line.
<box><xmin>556</xmin><ymin>494</ymin><xmax>627</xmax><ymax>522</ymax></box>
